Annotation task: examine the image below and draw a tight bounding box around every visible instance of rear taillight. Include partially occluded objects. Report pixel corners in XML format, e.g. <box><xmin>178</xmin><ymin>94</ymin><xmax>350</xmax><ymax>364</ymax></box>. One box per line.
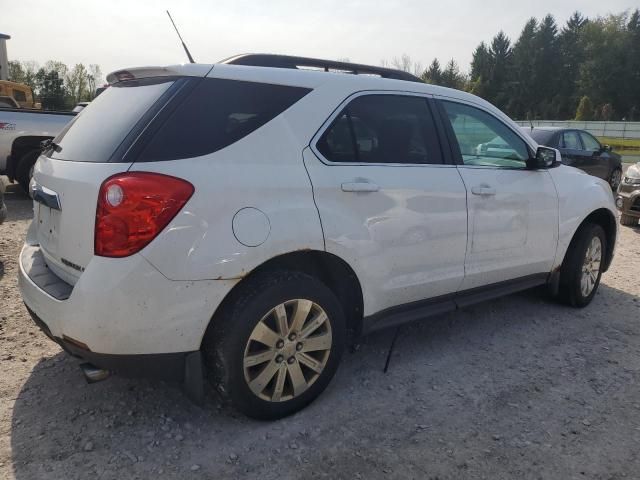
<box><xmin>95</xmin><ymin>172</ymin><xmax>194</xmax><ymax>257</ymax></box>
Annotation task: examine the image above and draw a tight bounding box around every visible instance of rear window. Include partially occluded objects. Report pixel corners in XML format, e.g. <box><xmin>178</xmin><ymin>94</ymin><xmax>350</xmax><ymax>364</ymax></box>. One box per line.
<box><xmin>528</xmin><ymin>129</ymin><xmax>556</xmax><ymax>146</ymax></box>
<box><xmin>137</xmin><ymin>78</ymin><xmax>311</xmax><ymax>162</ymax></box>
<box><xmin>51</xmin><ymin>78</ymin><xmax>176</xmax><ymax>162</ymax></box>
<box><xmin>13</xmin><ymin>89</ymin><xmax>27</xmax><ymax>102</ymax></box>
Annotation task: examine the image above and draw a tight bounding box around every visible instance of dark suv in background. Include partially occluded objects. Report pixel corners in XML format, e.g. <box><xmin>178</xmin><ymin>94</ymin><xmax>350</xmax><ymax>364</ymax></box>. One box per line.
<box><xmin>525</xmin><ymin>127</ymin><xmax>623</xmax><ymax>190</ymax></box>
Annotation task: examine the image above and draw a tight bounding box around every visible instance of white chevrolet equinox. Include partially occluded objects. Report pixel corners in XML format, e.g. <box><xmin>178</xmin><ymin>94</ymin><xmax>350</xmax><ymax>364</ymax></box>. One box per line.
<box><xmin>19</xmin><ymin>54</ymin><xmax>617</xmax><ymax>419</ymax></box>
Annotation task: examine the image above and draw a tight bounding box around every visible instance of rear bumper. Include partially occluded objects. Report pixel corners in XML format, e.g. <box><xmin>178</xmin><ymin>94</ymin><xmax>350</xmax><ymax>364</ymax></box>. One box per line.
<box><xmin>18</xmin><ymin>230</ymin><xmax>238</xmax><ymax>356</ymax></box>
<box><xmin>26</xmin><ymin>305</ymin><xmax>190</xmax><ymax>381</ymax></box>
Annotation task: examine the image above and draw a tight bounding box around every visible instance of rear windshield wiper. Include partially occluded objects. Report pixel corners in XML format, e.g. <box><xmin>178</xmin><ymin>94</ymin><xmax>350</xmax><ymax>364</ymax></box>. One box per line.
<box><xmin>41</xmin><ymin>138</ymin><xmax>62</xmax><ymax>153</ymax></box>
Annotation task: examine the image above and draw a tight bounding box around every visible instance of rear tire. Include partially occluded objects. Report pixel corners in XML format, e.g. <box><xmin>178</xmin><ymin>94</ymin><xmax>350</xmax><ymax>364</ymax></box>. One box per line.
<box><xmin>558</xmin><ymin>223</ymin><xmax>606</xmax><ymax>308</ymax></box>
<box><xmin>16</xmin><ymin>149</ymin><xmax>40</xmax><ymax>194</ymax></box>
<box><xmin>620</xmin><ymin>214</ymin><xmax>637</xmax><ymax>227</ymax></box>
<box><xmin>202</xmin><ymin>271</ymin><xmax>346</xmax><ymax>420</ymax></box>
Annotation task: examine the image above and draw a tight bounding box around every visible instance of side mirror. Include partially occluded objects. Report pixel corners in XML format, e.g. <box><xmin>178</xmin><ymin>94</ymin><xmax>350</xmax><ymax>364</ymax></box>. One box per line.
<box><xmin>603</xmin><ymin>144</ymin><xmax>612</xmax><ymax>152</ymax></box>
<box><xmin>528</xmin><ymin>146</ymin><xmax>561</xmax><ymax>169</ymax></box>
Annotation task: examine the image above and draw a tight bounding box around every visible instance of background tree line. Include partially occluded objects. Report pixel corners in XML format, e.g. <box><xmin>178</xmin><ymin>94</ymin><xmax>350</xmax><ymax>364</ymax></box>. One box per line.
<box><xmin>8</xmin><ymin>60</ymin><xmax>102</xmax><ymax>110</ymax></box>
<box><xmin>388</xmin><ymin>9</ymin><xmax>640</xmax><ymax>121</ymax></box>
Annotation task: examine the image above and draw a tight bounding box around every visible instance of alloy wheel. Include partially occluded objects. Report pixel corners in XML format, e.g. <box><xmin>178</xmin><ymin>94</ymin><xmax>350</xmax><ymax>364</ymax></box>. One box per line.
<box><xmin>580</xmin><ymin>236</ymin><xmax>602</xmax><ymax>297</ymax></box>
<box><xmin>243</xmin><ymin>299</ymin><xmax>332</xmax><ymax>402</ymax></box>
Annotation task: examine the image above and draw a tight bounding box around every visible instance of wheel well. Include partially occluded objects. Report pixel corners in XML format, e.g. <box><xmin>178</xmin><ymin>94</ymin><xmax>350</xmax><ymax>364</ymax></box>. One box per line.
<box><xmin>8</xmin><ymin>136</ymin><xmax>50</xmax><ymax>180</ymax></box>
<box><xmin>213</xmin><ymin>251</ymin><xmax>364</xmax><ymax>342</ymax></box>
<box><xmin>576</xmin><ymin>208</ymin><xmax>617</xmax><ymax>271</ymax></box>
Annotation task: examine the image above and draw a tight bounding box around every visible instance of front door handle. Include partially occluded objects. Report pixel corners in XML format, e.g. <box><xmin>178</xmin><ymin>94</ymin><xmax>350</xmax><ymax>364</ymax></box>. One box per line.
<box><xmin>341</xmin><ymin>182</ymin><xmax>380</xmax><ymax>193</ymax></box>
<box><xmin>471</xmin><ymin>185</ymin><xmax>496</xmax><ymax>196</ymax></box>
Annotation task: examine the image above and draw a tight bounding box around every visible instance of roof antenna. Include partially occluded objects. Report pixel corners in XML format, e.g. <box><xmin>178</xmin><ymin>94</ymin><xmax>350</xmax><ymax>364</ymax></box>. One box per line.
<box><xmin>166</xmin><ymin>10</ymin><xmax>195</xmax><ymax>64</ymax></box>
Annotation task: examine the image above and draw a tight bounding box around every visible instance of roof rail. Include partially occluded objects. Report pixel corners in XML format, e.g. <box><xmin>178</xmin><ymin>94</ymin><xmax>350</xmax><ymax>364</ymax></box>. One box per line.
<box><xmin>220</xmin><ymin>53</ymin><xmax>423</xmax><ymax>83</ymax></box>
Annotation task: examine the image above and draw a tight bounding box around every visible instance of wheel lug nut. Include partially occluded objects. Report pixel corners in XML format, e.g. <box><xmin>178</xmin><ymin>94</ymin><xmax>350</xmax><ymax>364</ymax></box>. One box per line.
<box><xmin>276</xmin><ymin>355</ymin><xmax>284</xmax><ymax>363</ymax></box>
<box><xmin>276</xmin><ymin>340</ymin><xmax>284</xmax><ymax>349</ymax></box>
<box><xmin>296</xmin><ymin>343</ymin><xmax>303</xmax><ymax>351</ymax></box>
<box><xmin>287</xmin><ymin>357</ymin><xmax>295</xmax><ymax>364</ymax></box>
<box><xmin>288</xmin><ymin>333</ymin><xmax>297</xmax><ymax>341</ymax></box>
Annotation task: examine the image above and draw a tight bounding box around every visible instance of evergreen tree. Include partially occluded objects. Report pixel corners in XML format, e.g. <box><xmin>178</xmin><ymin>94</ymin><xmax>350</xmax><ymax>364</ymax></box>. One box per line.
<box><xmin>557</xmin><ymin>12</ymin><xmax>588</xmax><ymax>118</ymax></box>
<box><xmin>440</xmin><ymin>59</ymin><xmax>465</xmax><ymax>89</ymax></box>
<box><xmin>579</xmin><ymin>14</ymin><xmax>629</xmax><ymax>118</ymax></box>
<box><xmin>626</xmin><ymin>9</ymin><xmax>640</xmax><ymax>118</ymax></box>
<box><xmin>469</xmin><ymin>42</ymin><xmax>491</xmax><ymax>99</ymax></box>
<box><xmin>487</xmin><ymin>31</ymin><xmax>513</xmax><ymax>110</ymax></box>
<box><xmin>422</xmin><ymin>58</ymin><xmax>442</xmax><ymax>85</ymax></box>
<box><xmin>509</xmin><ymin>18</ymin><xmax>538</xmax><ymax>118</ymax></box>
<box><xmin>470</xmin><ymin>42</ymin><xmax>492</xmax><ymax>81</ymax></box>
<box><xmin>532</xmin><ymin>15</ymin><xmax>560</xmax><ymax>118</ymax></box>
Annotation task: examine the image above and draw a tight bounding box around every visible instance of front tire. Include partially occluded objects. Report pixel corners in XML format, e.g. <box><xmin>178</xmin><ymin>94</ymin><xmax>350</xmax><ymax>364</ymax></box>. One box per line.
<box><xmin>558</xmin><ymin>223</ymin><xmax>606</xmax><ymax>308</ymax></box>
<box><xmin>203</xmin><ymin>271</ymin><xmax>346</xmax><ymax>420</ymax></box>
<box><xmin>620</xmin><ymin>214</ymin><xmax>637</xmax><ymax>227</ymax></box>
<box><xmin>609</xmin><ymin>168</ymin><xmax>622</xmax><ymax>191</ymax></box>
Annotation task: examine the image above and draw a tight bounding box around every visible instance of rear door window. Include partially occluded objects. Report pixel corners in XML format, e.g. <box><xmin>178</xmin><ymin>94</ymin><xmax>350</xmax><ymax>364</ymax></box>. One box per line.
<box><xmin>561</xmin><ymin>131</ymin><xmax>582</xmax><ymax>150</ymax></box>
<box><xmin>137</xmin><ymin>78</ymin><xmax>311</xmax><ymax>162</ymax></box>
<box><xmin>316</xmin><ymin>94</ymin><xmax>442</xmax><ymax>164</ymax></box>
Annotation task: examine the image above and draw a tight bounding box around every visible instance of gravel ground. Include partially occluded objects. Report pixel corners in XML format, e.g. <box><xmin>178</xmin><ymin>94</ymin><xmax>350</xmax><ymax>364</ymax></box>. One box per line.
<box><xmin>1</xmin><ymin>179</ymin><xmax>640</xmax><ymax>480</ymax></box>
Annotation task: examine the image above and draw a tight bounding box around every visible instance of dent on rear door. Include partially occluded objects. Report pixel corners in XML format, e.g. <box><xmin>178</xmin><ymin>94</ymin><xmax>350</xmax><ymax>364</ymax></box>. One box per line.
<box><xmin>302</xmin><ymin>148</ymin><xmax>467</xmax><ymax>316</ymax></box>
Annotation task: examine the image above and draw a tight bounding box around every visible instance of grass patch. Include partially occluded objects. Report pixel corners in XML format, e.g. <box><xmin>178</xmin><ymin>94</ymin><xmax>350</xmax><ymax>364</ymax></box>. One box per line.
<box><xmin>597</xmin><ymin>136</ymin><xmax>640</xmax><ymax>151</ymax></box>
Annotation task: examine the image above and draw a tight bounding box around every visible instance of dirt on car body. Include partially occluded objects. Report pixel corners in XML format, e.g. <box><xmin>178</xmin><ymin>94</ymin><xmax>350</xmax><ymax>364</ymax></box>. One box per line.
<box><xmin>1</xmin><ymin>181</ymin><xmax>640</xmax><ymax>479</ymax></box>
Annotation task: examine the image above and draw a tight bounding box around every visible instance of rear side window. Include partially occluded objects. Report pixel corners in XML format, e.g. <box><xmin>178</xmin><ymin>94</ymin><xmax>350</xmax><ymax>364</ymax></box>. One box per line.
<box><xmin>138</xmin><ymin>78</ymin><xmax>311</xmax><ymax>162</ymax></box>
<box><xmin>317</xmin><ymin>94</ymin><xmax>442</xmax><ymax>164</ymax></box>
<box><xmin>51</xmin><ymin>78</ymin><xmax>176</xmax><ymax>162</ymax></box>
<box><xmin>561</xmin><ymin>131</ymin><xmax>582</xmax><ymax>150</ymax></box>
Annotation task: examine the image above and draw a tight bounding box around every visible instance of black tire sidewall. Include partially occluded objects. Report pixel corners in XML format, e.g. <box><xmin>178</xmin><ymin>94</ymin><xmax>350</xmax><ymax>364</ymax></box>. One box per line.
<box><xmin>16</xmin><ymin>150</ymin><xmax>40</xmax><ymax>193</ymax></box>
<box><xmin>609</xmin><ymin>168</ymin><xmax>622</xmax><ymax>190</ymax></box>
<box><xmin>205</xmin><ymin>272</ymin><xmax>346</xmax><ymax>420</ymax></box>
<box><xmin>561</xmin><ymin>223</ymin><xmax>606</xmax><ymax>307</ymax></box>
<box><xmin>620</xmin><ymin>214</ymin><xmax>637</xmax><ymax>227</ymax></box>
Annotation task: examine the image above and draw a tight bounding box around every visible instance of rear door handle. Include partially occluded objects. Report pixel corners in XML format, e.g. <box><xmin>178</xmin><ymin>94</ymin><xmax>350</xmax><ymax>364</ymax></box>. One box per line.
<box><xmin>341</xmin><ymin>182</ymin><xmax>380</xmax><ymax>193</ymax></box>
<box><xmin>470</xmin><ymin>185</ymin><xmax>496</xmax><ymax>196</ymax></box>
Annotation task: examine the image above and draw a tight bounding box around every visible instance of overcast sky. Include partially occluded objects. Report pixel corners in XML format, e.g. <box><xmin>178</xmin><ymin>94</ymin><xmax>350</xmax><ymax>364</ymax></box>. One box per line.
<box><xmin>3</xmin><ymin>0</ymin><xmax>639</xmax><ymax>81</ymax></box>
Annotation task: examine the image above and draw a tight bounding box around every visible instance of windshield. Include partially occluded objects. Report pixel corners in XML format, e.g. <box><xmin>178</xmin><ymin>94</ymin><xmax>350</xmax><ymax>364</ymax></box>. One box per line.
<box><xmin>50</xmin><ymin>78</ymin><xmax>176</xmax><ymax>162</ymax></box>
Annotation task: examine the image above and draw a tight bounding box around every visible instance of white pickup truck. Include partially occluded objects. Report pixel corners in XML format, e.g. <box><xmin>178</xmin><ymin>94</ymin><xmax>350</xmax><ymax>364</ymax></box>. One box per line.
<box><xmin>0</xmin><ymin>108</ymin><xmax>74</xmax><ymax>191</ymax></box>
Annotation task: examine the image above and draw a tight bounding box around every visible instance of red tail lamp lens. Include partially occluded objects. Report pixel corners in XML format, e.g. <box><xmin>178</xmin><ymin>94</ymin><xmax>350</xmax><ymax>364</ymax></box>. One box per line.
<box><xmin>95</xmin><ymin>172</ymin><xmax>194</xmax><ymax>257</ymax></box>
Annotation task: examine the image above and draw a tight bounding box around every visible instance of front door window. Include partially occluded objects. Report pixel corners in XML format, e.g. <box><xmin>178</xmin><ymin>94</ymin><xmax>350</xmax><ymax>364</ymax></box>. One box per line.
<box><xmin>441</xmin><ymin>101</ymin><xmax>529</xmax><ymax>168</ymax></box>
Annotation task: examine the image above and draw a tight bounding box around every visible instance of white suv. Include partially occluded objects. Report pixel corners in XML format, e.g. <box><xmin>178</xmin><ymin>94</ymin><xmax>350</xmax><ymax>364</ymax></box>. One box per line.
<box><xmin>19</xmin><ymin>54</ymin><xmax>617</xmax><ymax>419</ymax></box>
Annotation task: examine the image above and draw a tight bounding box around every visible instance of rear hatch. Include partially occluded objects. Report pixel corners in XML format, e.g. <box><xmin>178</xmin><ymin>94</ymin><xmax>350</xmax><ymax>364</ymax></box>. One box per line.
<box><xmin>32</xmin><ymin>68</ymin><xmax>209</xmax><ymax>285</ymax></box>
